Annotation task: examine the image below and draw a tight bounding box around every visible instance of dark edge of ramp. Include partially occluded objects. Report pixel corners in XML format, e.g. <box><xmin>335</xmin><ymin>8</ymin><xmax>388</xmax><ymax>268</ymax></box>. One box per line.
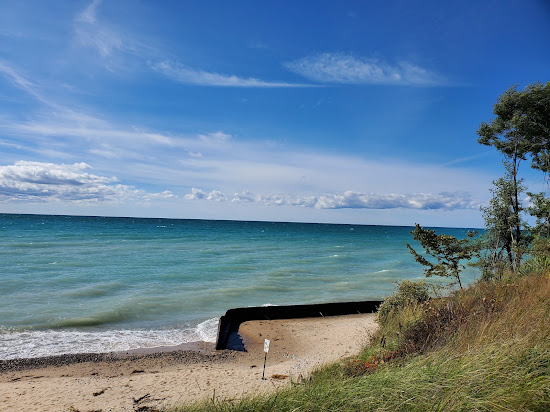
<box><xmin>216</xmin><ymin>300</ymin><xmax>382</xmax><ymax>351</ymax></box>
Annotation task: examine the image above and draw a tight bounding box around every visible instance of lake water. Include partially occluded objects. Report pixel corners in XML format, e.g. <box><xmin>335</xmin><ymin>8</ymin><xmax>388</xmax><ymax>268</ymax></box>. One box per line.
<box><xmin>0</xmin><ymin>213</ymin><xmax>479</xmax><ymax>359</ymax></box>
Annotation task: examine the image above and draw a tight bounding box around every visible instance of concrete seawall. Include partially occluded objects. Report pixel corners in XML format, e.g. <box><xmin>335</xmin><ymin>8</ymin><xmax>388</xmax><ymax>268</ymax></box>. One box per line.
<box><xmin>216</xmin><ymin>300</ymin><xmax>382</xmax><ymax>351</ymax></box>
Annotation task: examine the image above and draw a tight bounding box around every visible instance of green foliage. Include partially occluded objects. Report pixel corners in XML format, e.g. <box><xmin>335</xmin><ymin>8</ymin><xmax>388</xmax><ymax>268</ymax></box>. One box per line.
<box><xmin>477</xmin><ymin>81</ymin><xmax>550</xmax><ymax>172</ymax></box>
<box><xmin>477</xmin><ymin>82</ymin><xmax>550</xmax><ymax>272</ymax></box>
<box><xmin>477</xmin><ymin>166</ymin><xmax>529</xmax><ymax>278</ymax></box>
<box><xmin>377</xmin><ymin>280</ymin><xmax>430</xmax><ymax>321</ymax></box>
<box><xmin>406</xmin><ymin>224</ymin><xmax>479</xmax><ymax>289</ymax></box>
<box><xmin>527</xmin><ymin>191</ymin><xmax>550</xmax><ymax>238</ymax></box>
<box><xmin>519</xmin><ymin>255</ymin><xmax>550</xmax><ymax>277</ymax></box>
<box><xmin>530</xmin><ymin>236</ymin><xmax>550</xmax><ymax>260</ymax></box>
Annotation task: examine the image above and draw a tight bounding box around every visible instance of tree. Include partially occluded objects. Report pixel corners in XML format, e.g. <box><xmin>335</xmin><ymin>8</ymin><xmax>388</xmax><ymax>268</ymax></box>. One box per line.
<box><xmin>477</xmin><ymin>167</ymin><xmax>529</xmax><ymax>278</ymax></box>
<box><xmin>406</xmin><ymin>224</ymin><xmax>479</xmax><ymax>289</ymax></box>
<box><xmin>477</xmin><ymin>82</ymin><xmax>550</xmax><ymax>268</ymax></box>
<box><xmin>477</xmin><ymin>82</ymin><xmax>550</xmax><ymax>172</ymax></box>
<box><xmin>526</xmin><ymin>191</ymin><xmax>550</xmax><ymax>259</ymax></box>
<box><xmin>527</xmin><ymin>191</ymin><xmax>550</xmax><ymax>238</ymax></box>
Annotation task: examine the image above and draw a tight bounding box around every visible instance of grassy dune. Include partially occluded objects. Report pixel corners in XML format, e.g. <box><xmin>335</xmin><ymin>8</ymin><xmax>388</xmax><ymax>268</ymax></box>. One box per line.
<box><xmin>179</xmin><ymin>273</ymin><xmax>550</xmax><ymax>411</ymax></box>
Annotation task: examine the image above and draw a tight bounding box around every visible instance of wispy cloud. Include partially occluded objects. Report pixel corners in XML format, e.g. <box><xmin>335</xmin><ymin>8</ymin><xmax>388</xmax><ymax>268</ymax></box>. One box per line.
<box><xmin>74</xmin><ymin>0</ymin><xmax>123</xmax><ymax>58</ymax></box>
<box><xmin>0</xmin><ymin>60</ymin><xmax>35</xmax><ymax>91</ymax></box>
<box><xmin>73</xmin><ymin>1</ymin><xmax>309</xmax><ymax>87</ymax></box>
<box><xmin>184</xmin><ymin>188</ymin><xmax>479</xmax><ymax>211</ymax></box>
<box><xmin>198</xmin><ymin>131</ymin><xmax>232</xmax><ymax>144</ymax></box>
<box><xmin>439</xmin><ymin>152</ymin><xmax>492</xmax><ymax>167</ymax></box>
<box><xmin>151</xmin><ymin>60</ymin><xmax>308</xmax><ymax>88</ymax></box>
<box><xmin>0</xmin><ymin>60</ymin><xmax>50</xmax><ymax>104</ymax></box>
<box><xmin>0</xmin><ymin>75</ymin><xmax>491</xmax><ymax>210</ymax></box>
<box><xmin>285</xmin><ymin>53</ymin><xmax>446</xmax><ymax>86</ymax></box>
<box><xmin>0</xmin><ymin>60</ymin><xmax>75</xmax><ymax>110</ymax></box>
<box><xmin>73</xmin><ymin>0</ymin><xmax>158</xmax><ymax>71</ymax></box>
<box><xmin>78</xmin><ymin>0</ymin><xmax>102</xmax><ymax>24</ymax></box>
<box><xmin>0</xmin><ymin>161</ymin><xmax>175</xmax><ymax>202</ymax></box>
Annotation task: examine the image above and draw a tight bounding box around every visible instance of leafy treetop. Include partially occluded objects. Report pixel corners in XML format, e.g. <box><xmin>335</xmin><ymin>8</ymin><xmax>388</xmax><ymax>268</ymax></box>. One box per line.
<box><xmin>477</xmin><ymin>82</ymin><xmax>550</xmax><ymax>171</ymax></box>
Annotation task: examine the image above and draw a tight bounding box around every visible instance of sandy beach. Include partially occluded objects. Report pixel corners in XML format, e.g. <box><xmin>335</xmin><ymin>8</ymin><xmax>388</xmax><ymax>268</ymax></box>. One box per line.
<box><xmin>0</xmin><ymin>313</ymin><xmax>377</xmax><ymax>411</ymax></box>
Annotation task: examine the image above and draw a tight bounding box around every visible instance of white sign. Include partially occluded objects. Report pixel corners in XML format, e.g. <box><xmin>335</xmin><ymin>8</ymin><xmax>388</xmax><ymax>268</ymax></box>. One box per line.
<box><xmin>264</xmin><ymin>339</ymin><xmax>270</xmax><ymax>353</ymax></box>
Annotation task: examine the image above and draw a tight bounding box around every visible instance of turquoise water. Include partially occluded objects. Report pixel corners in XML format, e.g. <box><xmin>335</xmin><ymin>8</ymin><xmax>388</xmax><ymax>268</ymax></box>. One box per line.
<box><xmin>0</xmin><ymin>214</ymin><xmax>480</xmax><ymax>359</ymax></box>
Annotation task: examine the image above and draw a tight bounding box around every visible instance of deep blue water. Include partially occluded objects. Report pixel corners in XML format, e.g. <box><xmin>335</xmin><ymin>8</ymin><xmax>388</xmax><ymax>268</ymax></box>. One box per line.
<box><xmin>0</xmin><ymin>213</ymin><xmax>480</xmax><ymax>359</ymax></box>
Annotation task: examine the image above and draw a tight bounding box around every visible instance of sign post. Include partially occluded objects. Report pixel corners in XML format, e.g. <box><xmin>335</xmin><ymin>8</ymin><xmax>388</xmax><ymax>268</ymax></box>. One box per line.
<box><xmin>262</xmin><ymin>339</ymin><xmax>270</xmax><ymax>380</ymax></box>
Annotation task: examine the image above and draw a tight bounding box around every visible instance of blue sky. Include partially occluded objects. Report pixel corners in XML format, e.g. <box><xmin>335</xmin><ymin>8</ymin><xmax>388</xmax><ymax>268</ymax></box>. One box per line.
<box><xmin>1</xmin><ymin>0</ymin><xmax>549</xmax><ymax>227</ymax></box>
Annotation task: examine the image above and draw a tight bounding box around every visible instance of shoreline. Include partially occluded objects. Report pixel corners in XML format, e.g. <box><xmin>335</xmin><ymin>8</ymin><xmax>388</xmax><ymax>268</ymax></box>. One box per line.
<box><xmin>0</xmin><ymin>340</ymin><xmax>218</xmax><ymax>373</ymax></box>
<box><xmin>0</xmin><ymin>313</ymin><xmax>378</xmax><ymax>411</ymax></box>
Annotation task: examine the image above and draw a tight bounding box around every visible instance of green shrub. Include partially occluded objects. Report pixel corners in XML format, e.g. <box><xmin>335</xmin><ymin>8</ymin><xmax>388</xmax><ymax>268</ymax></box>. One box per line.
<box><xmin>519</xmin><ymin>255</ymin><xmax>550</xmax><ymax>277</ymax></box>
<box><xmin>377</xmin><ymin>280</ymin><xmax>430</xmax><ymax>321</ymax></box>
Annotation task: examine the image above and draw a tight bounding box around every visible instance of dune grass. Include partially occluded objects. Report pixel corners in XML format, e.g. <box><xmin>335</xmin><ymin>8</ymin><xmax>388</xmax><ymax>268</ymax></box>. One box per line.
<box><xmin>176</xmin><ymin>273</ymin><xmax>550</xmax><ymax>411</ymax></box>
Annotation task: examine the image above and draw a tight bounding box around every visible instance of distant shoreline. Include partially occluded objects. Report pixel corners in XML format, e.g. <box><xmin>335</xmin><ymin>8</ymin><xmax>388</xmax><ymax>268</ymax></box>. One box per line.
<box><xmin>0</xmin><ymin>211</ymin><xmax>484</xmax><ymax>230</ymax></box>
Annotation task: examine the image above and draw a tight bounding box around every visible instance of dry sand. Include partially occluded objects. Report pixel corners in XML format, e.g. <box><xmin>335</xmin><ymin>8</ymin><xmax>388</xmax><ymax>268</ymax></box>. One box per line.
<box><xmin>0</xmin><ymin>313</ymin><xmax>378</xmax><ymax>411</ymax></box>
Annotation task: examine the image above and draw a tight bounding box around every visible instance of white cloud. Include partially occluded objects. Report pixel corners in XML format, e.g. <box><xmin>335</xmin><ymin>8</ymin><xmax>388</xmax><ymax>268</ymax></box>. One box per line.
<box><xmin>0</xmin><ymin>161</ymin><xmax>174</xmax><ymax>203</ymax></box>
<box><xmin>143</xmin><ymin>190</ymin><xmax>175</xmax><ymax>200</ymax></box>
<box><xmin>312</xmin><ymin>191</ymin><xmax>477</xmax><ymax>210</ymax></box>
<box><xmin>0</xmin><ymin>60</ymin><xmax>55</xmax><ymax>106</ymax></box>
<box><xmin>184</xmin><ymin>188</ymin><xmax>225</xmax><ymax>201</ymax></box>
<box><xmin>285</xmin><ymin>53</ymin><xmax>446</xmax><ymax>86</ymax></box>
<box><xmin>184</xmin><ymin>187</ymin><xmax>206</xmax><ymax>200</ymax></box>
<box><xmin>6</xmin><ymin>110</ymin><xmax>176</xmax><ymax>148</ymax></box>
<box><xmin>187</xmin><ymin>188</ymin><xmax>479</xmax><ymax>211</ymax></box>
<box><xmin>231</xmin><ymin>190</ymin><xmax>257</xmax><ymax>203</ymax></box>
<box><xmin>73</xmin><ymin>2</ymin><xmax>305</xmax><ymax>86</ymax></box>
<box><xmin>75</xmin><ymin>0</ymin><xmax>124</xmax><ymax>58</ymax></box>
<box><xmin>73</xmin><ymin>0</ymin><xmax>158</xmax><ymax>69</ymax></box>
<box><xmin>0</xmin><ymin>60</ymin><xmax>36</xmax><ymax>92</ymax></box>
<box><xmin>0</xmin><ymin>54</ymin><xmax>489</xmax><ymax>226</ymax></box>
<box><xmin>198</xmin><ymin>131</ymin><xmax>232</xmax><ymax>144</ymax></box>
<box><xmin>151</xmin><ymin>60</ymin><xmax>307</xmax><ymax>88</ymax></box>
<box><xmin>78</xmin><ymin>0</ymin><xmax>102</xmax><ymax>24</ymax></box>
<box><xmin>207</xmin><ymin>190</ymin><xmax>225</xmax><ymax>201</ymax></box>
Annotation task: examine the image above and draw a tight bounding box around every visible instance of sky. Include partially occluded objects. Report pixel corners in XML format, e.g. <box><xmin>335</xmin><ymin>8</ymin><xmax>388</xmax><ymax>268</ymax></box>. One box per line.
<box><xmin>1</xmin><ymin>0</ymin><xmax>549</xmax><ymax>227</ymax></box>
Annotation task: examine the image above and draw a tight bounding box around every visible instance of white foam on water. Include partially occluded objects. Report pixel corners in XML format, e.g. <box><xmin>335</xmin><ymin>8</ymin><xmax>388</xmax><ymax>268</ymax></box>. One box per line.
<box><xmin>194</xmin><ymin>318</ymin><xmax>219</xmax><ymax>342</ymax></box>
<box><xmin>0</xmin><ymin>318</ymin><xmax>219</xmax><ymax>360</ymax></box>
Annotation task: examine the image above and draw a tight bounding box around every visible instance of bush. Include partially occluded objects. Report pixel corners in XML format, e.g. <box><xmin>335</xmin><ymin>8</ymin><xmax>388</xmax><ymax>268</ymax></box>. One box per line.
<box><xmin>377</xmin><ymin>280</ymin><xmax>430</xmax><ymax>321</ymax></box>
<box><xmin>519</xmin><ymin>255</ymin><xmax>550</xmax><ymax>277</ymax></box>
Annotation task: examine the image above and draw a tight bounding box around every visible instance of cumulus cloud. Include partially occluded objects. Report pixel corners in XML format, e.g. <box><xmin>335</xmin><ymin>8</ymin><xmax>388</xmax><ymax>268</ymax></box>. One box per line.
<box><xmin>206</xmin><ymin>190</ymin><xmax>225</xmax><ymax>201</ymax></box>
<box><xmin>313</xmin><ymin>191</ymin><xmax>476</xmax><ymax>210</ymax></box>
<box><xmin>186</xmin><ymin>188</ymin><xmax>478</xmax><ymax>211</ymax></box>
<box><xmin>231</xmin><ymin>190</ymin><xmax>257</xmax><ymax>203</ymax></box>
<box><xmin>0</xmin><ymin>161</ymin><xmax>174</xmax><ymax>202</ymax></box>
<box><xmin>285</xmin><ymin>53</ymin><xmax>446</xmax><ymax>86</ymax></box>
<box><xmin>184</xmin><ymin>188</ymin><xmax>225</xmax><ymax>202</ymax></box>
<box><xmin>151</xmin><ymin>60</ymin><xmax>307</xmax><ymax>88</ymax></box>
<box><xmin>184</xmin><ymin>188</ymin><xmax>206</xmax><ymax>200</ymax></box>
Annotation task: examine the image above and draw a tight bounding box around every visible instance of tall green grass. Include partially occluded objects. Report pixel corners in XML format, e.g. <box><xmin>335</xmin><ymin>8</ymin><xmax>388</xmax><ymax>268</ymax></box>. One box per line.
<box><xmin>177</xmin><ymin>273</ymin><xmax>550</xmax><ymax>411</ymax></box>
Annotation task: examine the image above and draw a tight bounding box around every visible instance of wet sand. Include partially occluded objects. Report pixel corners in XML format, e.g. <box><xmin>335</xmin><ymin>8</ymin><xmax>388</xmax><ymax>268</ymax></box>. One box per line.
<box><xmin>0</xmin><ymin>313</ymin><xmax>378</xmax><ymax>411</ymax></box>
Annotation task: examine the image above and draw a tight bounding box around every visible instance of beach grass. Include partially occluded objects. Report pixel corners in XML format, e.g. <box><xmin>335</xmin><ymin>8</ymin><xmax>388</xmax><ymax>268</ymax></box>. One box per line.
<box><xmin>177</xmin><ymin>272</ymin><xmax>550</xmax><ymax>411</ymax></box>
